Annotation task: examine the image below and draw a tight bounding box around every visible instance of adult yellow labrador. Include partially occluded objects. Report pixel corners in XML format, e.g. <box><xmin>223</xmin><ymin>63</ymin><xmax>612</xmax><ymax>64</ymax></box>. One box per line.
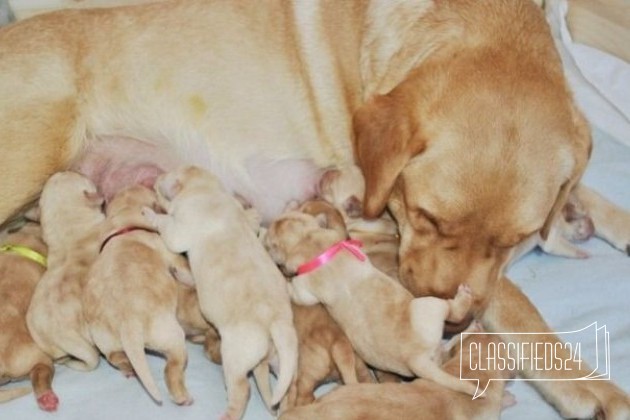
<box><xmin>0</xmin><ymin>0</ymin><xmax>628</xmax><ymax>417</ymax></box>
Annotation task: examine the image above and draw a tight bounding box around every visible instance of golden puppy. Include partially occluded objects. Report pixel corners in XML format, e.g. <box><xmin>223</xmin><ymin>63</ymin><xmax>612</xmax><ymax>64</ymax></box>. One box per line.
<box><xmin>0</xmin><ymin>1</ymin><xmax>628</xmax><ymax>416</ymax></box>
<box><xmin>264</xmin><ymin>209</ymin><xmax>475</xmax><ymax>396</ymax></box>
<box><xmin>0</xmin><ymin>218</ymin><xmax>57</xmax><ymax>411</ymax></box>
<box><xmin>318</xmin><ymin>166</ymin><xmax>400</xmax><ymax>280</ymax></box>
<box><xmin>279</xmin><ymin>329</ymin><xmax>515</xmax><ymax>420</ymax></box>
<box><xmin>283</xmin><ymin>303</ymin><xmax>374</xmax><ymax>409</ymax></box>
<box><xmin>143</xmin><ymin>166</ymin><xmax>298</xmax><ymax>420</ymax></box>
<box><xmin>83</xmin><ymin>185</ymin><xmax>192</xmax><ymax>405</ymax></box>
<box><xmin>26</xmin><ymin>172</ymin><xmax>104</xmax><ymax>372</ymax></box>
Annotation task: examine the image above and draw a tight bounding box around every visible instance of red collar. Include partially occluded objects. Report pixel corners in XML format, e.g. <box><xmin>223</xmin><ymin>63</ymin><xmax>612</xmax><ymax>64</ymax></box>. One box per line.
<box><xmin>99</xmin><ymin>226</ymin><xmax>158</xmax><ymax>253</ymax></box>
<box><xmin>296</xmin><ymin>239</ymin><xmax>366</xmax><ymax>275</ymax></box>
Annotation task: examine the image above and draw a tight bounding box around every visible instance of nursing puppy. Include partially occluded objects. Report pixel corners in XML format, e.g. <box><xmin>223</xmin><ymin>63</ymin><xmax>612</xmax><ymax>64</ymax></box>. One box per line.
<box><xmin>1</xmin><ymin>1</ymin><xmax>629</xmax><ymax>416</ymax></box>
<box><xmin>284</xmin><ymin>302</ymin><xmax>374</xmax><ymax>409</ymax></box>
<box><xmin>279</xmin><ymin>330</ymin><xmax>514</xmax><ymax>420</ymax></box>
<box><xmin>26</xmin><ymin>172</ymin><xmax>104</xmax><ymax>372</ymax></box>
<box><xmin>83</xmin><ymin>185</ymin><xmax>192</xmax><ymax>405</ymax></box>
<box><xmin>143</xmin><ymin>165</ymin><xmax>298</xmax><ymax>420</ymax></box>
<box><xmin>264</xmin><ymin>209</ymin><xmax>476</xmax><ymax>396</ymax></box>
<box><xmin>0</xmin><ymin>218</ymin><xmax>58</xmax><ymax>411</ymax></box>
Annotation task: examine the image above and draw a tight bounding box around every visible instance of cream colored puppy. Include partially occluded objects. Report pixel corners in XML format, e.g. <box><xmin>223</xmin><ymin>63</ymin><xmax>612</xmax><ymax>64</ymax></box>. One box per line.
<box><xmin>143</xmin><ymin>166</ymin><xmax>298</xmax><ymax>420</ymax></box>
<box><xmin>83</xmin><ymin>185</ymin><xmax>192</xmax><ymax>405</ymax></box>
<box><xmin>264</xmin><ymin>210</ymin><xmax>476</xmax><ymax>397</ymax></box>
<box><xmin>27</xmin><ymin>171</ymin><xmax>104</xmax><ymax>372</ymax></box>
<box><xmin>318</xmin><ymin>166</ymin><xmax>400</xmax><ymax>281</ymax></box>
<box><xmin>0</xmin><ymin>218</ymin><xmax>58</xmax><ymax>411</ymax></box>
<box><xmin>279</xmin><ymin>330</ymin><xmax>515</xmax><ymax>420</ymax></box>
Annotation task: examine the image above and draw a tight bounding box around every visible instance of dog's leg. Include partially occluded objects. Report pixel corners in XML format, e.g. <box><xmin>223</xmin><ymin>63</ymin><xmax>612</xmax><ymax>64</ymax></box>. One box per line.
<box><xmin>573</xmin><ymin>184</ymin><xmax>630</xmax><ymax>254</ymax></box>
<box><xmin>355</xmin><ymin>358</ymin><xmax>377</xmax><ymax>383</ymax></box>
<box><xmin>408</xmin><ymin>354</ymin><xmax>478</xmax><ymax>397</ymax></box>
<box><xmin>142</xmin><ymin>208</ymin><xmax>189</xmax><ymax>254</ymax></box>
<box><xmin>203</xmin><ymin>326</ymin><xmax>223</xmax><ymax>365</ymax></box>
<box><xmin>444</xmin><ymin>284</ymin><xmax>474</xmax><ymax>324</ymax></box>
<box><xmin>219</xmin><ymin>326</ymin><xmax>269</xmax><ymax>420</ymax></box>
<box><xmin>30</xmin><ymin>362</ymin><xmax>58</xmax><ymax>412</ymax></box>
<box><xmin>483</xmin><ymin>277</ymin><xmax>630</xmax><ymax>418</ymax></box>
<box><xmin>0</xmin><ymin>29</ymin><xmax>84</xmax><ymax>226</ymax></box>
<box><xmin>167</xmin><ymin>253</ymin><xmax>195</xmax><ymax>286</ymax></box>
<box><xmin>163</xmin><ymin>343</ymin><xmax>192</xmax><ymax>406</ymax></box>
<box><xmin>107</xmin><ymin>351</ymin><xmax>135</xmax><ymax>378</ymax></box>
<box><xmin>30</xmin><ymin>363</ymin><xmax>57</xmax><ymax>410</ymax></box>
<box><xmin>330</xmin><ymin>339</ymin><xmax>359</xmax><ymax>385</ymax></box>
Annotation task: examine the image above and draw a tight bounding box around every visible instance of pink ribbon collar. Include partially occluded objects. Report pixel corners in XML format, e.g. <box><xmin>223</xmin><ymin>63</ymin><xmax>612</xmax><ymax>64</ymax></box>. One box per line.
<box><xmin>296</xmin><ymin>239</ymin><xmax>366</xmax><ymax>275</ymax></box>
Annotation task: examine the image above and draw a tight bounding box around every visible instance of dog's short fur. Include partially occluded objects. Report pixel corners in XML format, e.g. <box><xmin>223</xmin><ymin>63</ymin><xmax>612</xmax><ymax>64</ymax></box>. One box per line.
<box><xmin>144</xmin><ymin>166</ymin><xmax>298</xmax><ymax>420</ymax></box>
<box><xmin>83</xmin><ymin>185</ymin><xmax>192</xmax><ymax>405</ymax></box>
<box><xmin>279</xmin><ymin>329</ymin><xmax>515</xmax><ymax>420</ymax></box>
<box><xmin>26</xmin><ymin>172</ymin><xmax>104</xmax><ymax>372</ymax></box>
<box><xmin>265</xmin><ymin>209</ymin><xmax>476</xmax><ymax>396</ymax></box>
<box><xmin>0</xmin><ymin>1</ymin><xmax>629</xmax><ymax>415</ymax></box>
<box><xmin>0</xmin><ymin>219</ymin><xmax>58</xmax><ymax>411</ymax></box>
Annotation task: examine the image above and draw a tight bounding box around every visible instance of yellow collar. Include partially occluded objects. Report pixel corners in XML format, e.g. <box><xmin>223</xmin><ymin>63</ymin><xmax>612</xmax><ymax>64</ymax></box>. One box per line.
<box><xmin>0</xmin><ymin>244</ymin><xmax>47</xmax><ymax>267</ymax></box>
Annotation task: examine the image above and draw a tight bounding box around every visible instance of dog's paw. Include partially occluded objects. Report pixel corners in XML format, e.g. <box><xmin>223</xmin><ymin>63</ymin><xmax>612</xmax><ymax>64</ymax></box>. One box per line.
<box><xmin>169</xmin><ymin>266</ymin><xmax>195</xmax><ymax>287</ymax></box>
<box><xmin>37</xmin><ymin>390</ymin><xmax>59</xmax><ymax>412</ymax></box>
<box><xmin>174</xmin><ymin>395</ymin><xmax>194</xmax><ymax>406</ymax></box>
<box><xmin>501</xmin><ymin>390</ymin><xmax>517</xmax><ymax>410</ymax></box>
<box><xmin>455</xmin><ymin>284</ymin><xmax>473</xmax><ymax>302</ymax></box>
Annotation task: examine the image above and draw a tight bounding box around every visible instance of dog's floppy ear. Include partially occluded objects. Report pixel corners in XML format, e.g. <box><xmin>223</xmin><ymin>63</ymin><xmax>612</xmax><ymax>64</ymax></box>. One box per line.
<box><xmin>353</xmin><ymin>94</ymin><xmax>425</xmax><ymax>218</ymax></box>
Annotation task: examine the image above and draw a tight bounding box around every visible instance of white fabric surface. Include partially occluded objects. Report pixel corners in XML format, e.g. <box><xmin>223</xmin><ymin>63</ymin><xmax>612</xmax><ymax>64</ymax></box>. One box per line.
<box><xmin>3</xmin><ymin>1</ymin><xmax>630</xmax><ymax>419</ymax></box>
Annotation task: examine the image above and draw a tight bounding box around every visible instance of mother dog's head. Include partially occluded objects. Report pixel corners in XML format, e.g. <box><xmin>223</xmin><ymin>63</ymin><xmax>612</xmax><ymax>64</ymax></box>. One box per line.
<box><xmin>353</xmin><ymin>1</ymin><xmax>591</xmax><ymax>311</ymax></box>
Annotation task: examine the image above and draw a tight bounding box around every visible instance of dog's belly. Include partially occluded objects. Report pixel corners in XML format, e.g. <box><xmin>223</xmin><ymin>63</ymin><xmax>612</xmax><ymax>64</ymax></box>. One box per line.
<box><xmin>73</xmin><ymin>135</ymin><xmax>326</xmax><ymax>221</ymax></box>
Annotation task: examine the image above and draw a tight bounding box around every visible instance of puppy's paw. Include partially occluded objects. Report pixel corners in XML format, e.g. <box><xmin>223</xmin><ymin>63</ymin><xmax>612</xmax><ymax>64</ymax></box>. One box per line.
<box><xmin>37</xmin><ymin>390</ymin><xmax>59</xmax><ymax>412</ymax></box>
<box><xmin>174</xmin><ymin>395</ymin><xmax>194</xmax><ymax>406</ymax></box>
<box><xmin>169</xmin><ymin>266</ymin><xmax>195</xmax><ymax>287</ymax></box>
<box><xmin>455</xmin><ymin>284</ymin><xmax>474</xmax><ymax>304</ymax></box>
<box><xmin>501</xmin><ymin>390</ymin><xmax>517</xmax><ymax>410</ymax></box>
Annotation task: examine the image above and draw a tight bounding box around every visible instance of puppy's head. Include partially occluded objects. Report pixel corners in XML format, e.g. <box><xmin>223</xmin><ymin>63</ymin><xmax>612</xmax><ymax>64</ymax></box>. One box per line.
<box><xmin>353</xmin><ymin>3</ymin><xmax>591</xmax><ymax>309</ymax></box>
<box><xmin>265</xmin><ymin>210</ymin><xmax>342</xmax><ymax>275</ymax></box>
<box><xmin>40</xmin><ymin>171</ymin><xmax>104</xmax><ymax>217</ymax></box>
<box><xmin>298</xmin><ymin>199</ymin><xmax>348</xmax><ymax>238</ymax></box>
<box><xmin>319</xmin><ymin>166</ymin><xmax>366</xmax><ymax>219</ymax></box>
<box><xmin>155</xmin><ymin>165</ymin><xmax>221</xmax><ymax>203</ymax></box>
<box><xmin>106</xmin><ymin>184</ymin><xmax>160</xmax><ymax>221</ymax></box>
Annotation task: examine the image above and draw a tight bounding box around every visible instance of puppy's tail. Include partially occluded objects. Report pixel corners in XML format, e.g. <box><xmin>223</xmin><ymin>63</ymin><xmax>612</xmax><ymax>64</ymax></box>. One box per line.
<box><xmin>269</xmin><ymin>320</ymin><xmax>298</xmax><ymax>407</ymax></box>
<box><xmin>0</xmin><ymin>387</ymin><xmax>32</xmax><ymax>403</ymax></box>
<box><xmin>120</xmin><ymin>321</ymin><xmax>163</xmax><ymax>404</ymax></box>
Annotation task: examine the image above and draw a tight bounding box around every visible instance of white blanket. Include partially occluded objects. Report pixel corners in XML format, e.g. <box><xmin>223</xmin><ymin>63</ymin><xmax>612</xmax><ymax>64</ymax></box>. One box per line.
<box><xmin>3</xmin><ymin>1</ymin><xmax>629</xmax><ymax>418</ymax></box>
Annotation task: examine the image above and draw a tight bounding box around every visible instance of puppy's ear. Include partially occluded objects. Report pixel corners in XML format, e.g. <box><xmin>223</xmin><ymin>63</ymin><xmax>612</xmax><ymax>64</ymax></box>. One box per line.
<box><xmin>157</xmin><ymin>176</ymin><xmax>182</xmax><ymax>201</ymax></box>
<box><xmin>318</xmin><ymin>169</ymin><xmax>341</xmax><ymax>197</ymax></box>
<box><xmin>353</xmin><ymin>94</ymin><xmax>425</xmax><ymax>218</ymax></box>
